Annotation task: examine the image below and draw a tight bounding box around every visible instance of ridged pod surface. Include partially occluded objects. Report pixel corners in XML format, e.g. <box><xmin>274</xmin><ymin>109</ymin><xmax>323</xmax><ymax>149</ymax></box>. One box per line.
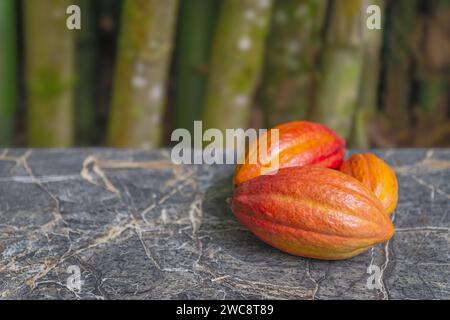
<box><xmin>231</xmin><ymin>166</ymin><xmax>394</xmax><ymax>260</ymax></box>
<box><xmin>234</xmin><ymin>121</ymin><xmax>345</xmax><ymax>186</ymax></box>
<box><xmin>340</xmin><ymin>153</ymin><xmax>398</xmax><ymax>215</ymax></box>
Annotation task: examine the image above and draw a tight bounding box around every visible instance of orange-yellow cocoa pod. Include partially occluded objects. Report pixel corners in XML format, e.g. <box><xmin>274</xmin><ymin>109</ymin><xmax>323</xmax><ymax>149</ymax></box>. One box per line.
<box><xmin>340</xmin><ymin>153</ymin><xmax>398</xmax><ymax>215</ymax></box>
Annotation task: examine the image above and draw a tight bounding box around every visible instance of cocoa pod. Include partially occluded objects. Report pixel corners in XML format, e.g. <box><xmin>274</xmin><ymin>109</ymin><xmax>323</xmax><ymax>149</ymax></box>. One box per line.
<box><xmin>231</xmin><ymin>166</ymin><xmax>394</xmax><ymax>260</ymax></box>
<box><xmin>234</xmin><ymin>121</ymin><xmax>345</xmax><ymax>186</ymax></box>
<box><xmin>340</xmin><ymin>153</ymin><xmax>398</xmax><ymax>215</ymax></box>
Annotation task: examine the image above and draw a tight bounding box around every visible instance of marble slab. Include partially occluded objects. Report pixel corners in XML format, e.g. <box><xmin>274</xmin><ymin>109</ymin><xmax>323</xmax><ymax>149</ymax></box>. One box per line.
<box><xmin>0</xmin><ymin>149</ymin><xmax>448</xmax><ymax>299</ymax></box>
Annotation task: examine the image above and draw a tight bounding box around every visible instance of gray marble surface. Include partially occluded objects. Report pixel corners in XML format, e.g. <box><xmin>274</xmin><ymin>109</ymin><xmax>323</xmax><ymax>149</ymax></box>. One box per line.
<box><xmin>0</xmin><ymin>148</ymin><xmax>448</xmax><ymax>300</ymax></box>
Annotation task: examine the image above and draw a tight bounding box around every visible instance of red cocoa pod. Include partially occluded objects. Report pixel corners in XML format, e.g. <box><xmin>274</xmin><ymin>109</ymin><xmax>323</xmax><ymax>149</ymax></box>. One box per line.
<box><xmin>234</xmin><ymin>121</ymin><xmax>345</xmax><ymax>186</ymax></box>
<box><xmin>340</xmin><ymin>153</ymin><xmax>398</xmax><ymax>215</ymax></box>
<box><xmin>231</xmin><ymin>166</ymin><xmax>394</xmax><ymax>260</ymax></box>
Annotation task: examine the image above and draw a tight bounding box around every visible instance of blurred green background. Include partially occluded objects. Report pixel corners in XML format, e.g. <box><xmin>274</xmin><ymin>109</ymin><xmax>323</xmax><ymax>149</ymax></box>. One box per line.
<box><xmin>0</xmin><ymin>0</ymin><xmax>449</xmax><ymax>148</ymax></box>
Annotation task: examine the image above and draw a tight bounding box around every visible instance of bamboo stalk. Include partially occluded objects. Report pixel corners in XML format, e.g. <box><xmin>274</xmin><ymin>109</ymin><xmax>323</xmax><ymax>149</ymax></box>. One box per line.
<box><xmin>413</xmin><ymin>0</ymin><xmax>450</xmax><ymax>146</ymax></box>
<box><xmin>202</xmin><ymin>0</ymin><xmax>273</xmax><ymax>133</ymax></box>
<box><xmin>419</xmin><ymin>0</ymin><xmax>450</xmax><ymax>109</ymax></box>
<box><xmin>173</xmin><ymin>0</ymin><xmax>218</xmax><ymax>134</ymax></box>
<box><xmin>75</xmin><ymin>0</ymin><xmax>97</xmax><ymax>145</ymax></box>
<box><xmin>311</xmin><ymin>0</ymin><xmax>365</xmax><ymax>139</ymax></box>
<box><xmin>24</xmin><ymin>0</ymin><xmax>75</xmax><ymax>147</ymax></box>
<box><xmin>107</xmin><ymin>0</ymin><xmax>178</xmax><ymax>148</ymax></box>
<box><xmin>382</xmin><ymin>0</ymin><xmax>419</xmax><ymax>132</ymax></box>
<box><xmin>260</xmin><ymin>0</ymin><xmax>327</xmax><ymax>127</ymax></box>
<box><xmin>350</xmin><ymin>0</ymin><xmax>386</xmax><ymax>148</ymax></box>
<box><xmin>0</xmin><ymin>0</ymin><xmax>17</xmax><ymax>146</ymax></box>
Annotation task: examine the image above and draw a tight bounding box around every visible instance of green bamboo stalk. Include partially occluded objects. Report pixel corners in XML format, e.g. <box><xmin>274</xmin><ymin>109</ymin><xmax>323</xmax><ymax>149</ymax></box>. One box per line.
<box><xmin>415</xmin><ymin>79</ymin><xmax>449</xmax><ymax>145</ymax></box>
<box><xmin>202</xmin><ymin>0</ymin><xmax>273</xmax><ymax>133</ymax></box>
<box><xmin>414</xmin><ymin>0</ymin><xmax>450</xmax><ymax>146</ymax></box>
<box><xmin>350</xmin><ymin>0</ymin><xmax>386</xmax><ymax>148</ymax></box>
<box><xmin>382</xmin><ymin>0</ymin><xmax>419</xmax><ymax>131</ymax></box>
<box><xmin>311</xmin><ymin>0</ymin><xmax>365</xmax><ymax>139</ymax></box>
<box><xmin>75</xmin><ymin>0</ymin><xmax>97</xmax><ymax>145</ymax></box>
<box><xmin>173</xmin><ymin>0</ymin><xmax>218</xmax><ymax>134</ymax></box>
<box><xmin>418</xmin><ymin>81</ymin><xmax>448</xmax><ymax>114</ymax></box>
<box><xmin>260</xmin><ymin>0</ymin><xmax>327</xmax><ymax>127</ymax></box>
<box><xmin>24</xmin><ymin>0</ymin><xmax>75</xmax><ymax>147</ymax></box>
<box><xmin>0</xmin><ymin>0</ymin><xmax>17</xmax><ymax>146</ymax></box>
<box><xmin>107</xmin><ymin>0</ymin><xmax>178</xmax><ymax>148</ymax></box>
<box><xmin>417</xmin><ymin>0</ymin><xmax>450</xmax><ymax>115</ymax></box>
